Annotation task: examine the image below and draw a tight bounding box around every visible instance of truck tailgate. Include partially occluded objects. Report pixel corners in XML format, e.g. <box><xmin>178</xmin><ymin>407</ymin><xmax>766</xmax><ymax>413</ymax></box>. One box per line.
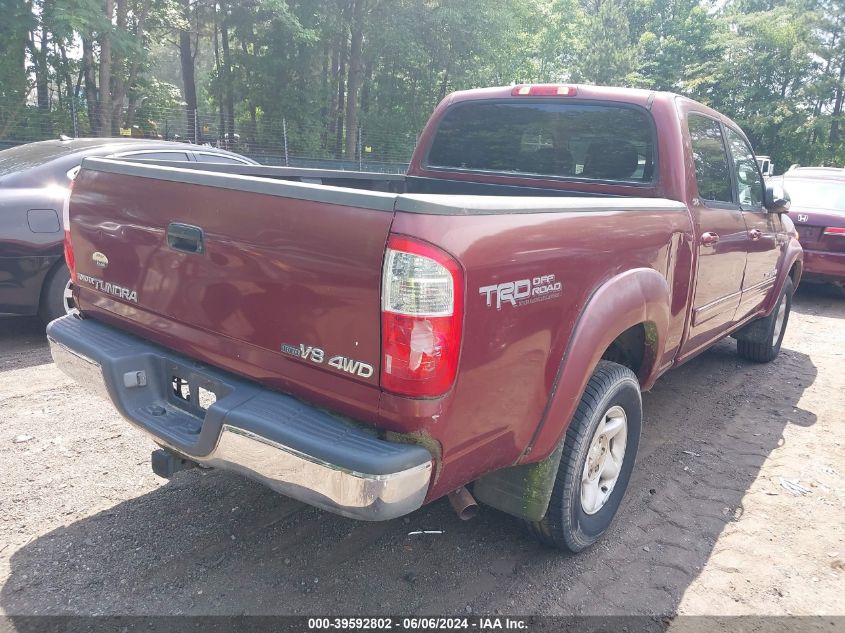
<box><xmin>68</xmin><ymin>159</ymin><xmax>397</xmax><ymax>412</ymax></box>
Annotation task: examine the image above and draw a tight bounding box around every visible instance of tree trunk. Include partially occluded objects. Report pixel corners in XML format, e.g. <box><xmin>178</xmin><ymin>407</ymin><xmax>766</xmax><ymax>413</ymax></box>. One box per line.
<box><xmin>0</xmin><ymin>0</ymin><xmax>30</xmax><ymax>103</ymax></box>
<box><xmin>123</xmin><ymin>0</ymin><xmax>150</xmax><ymax>128</ymax></box>
<box><xmin>179</xmin><ymin>0</ymin><xmax>198</xmax><ymax>142</ymax></box>
<box><xmin>220</xmin><ymin>13</ymin><xmax>234</xmax><ymax>142</ymax></box>
<box><xmin>58</xmin><ymin>42</ymin><xmax>74</xmax><ymax>104</ymax></box>
<box><xmin>344</xmin><ymin>0</ymin><xmax>365</xmax><ymax>159</ymax></box>
<box><xmin>213</xmin><ymin>4</ymin><xmax>224</xmax><ymax>140</ymax></box>
<box><xmin>109</xmin><ymin>0</ymin><xmax>127</xmax><ymax>128</ymax></box>
<box><xmin>25</xmin><ymin>0</ymin><xmax>51</xmax><ymax>136</ymax></box>
<box><xmin>98</xmin><ymin>0</ymin><xmax>114</xmax><ymax>135</ymax></box>
<box><xmin>58</xmin><ymin>41</ymin><xmax>76</xmax><ymax>133</ymax></box>
<box><xmin>334</xmin><ymin>54</ymin><xmax>346</xmax><ymax>159</ymax></box>
<box><xmin>327</xmin><ymin>35</ymin><xmax>340</xmax><ymax>145</ymax></box>
<box><xmin>829</xmin><ymin>55</ymin><xmax>845</xmax><ymax>146</ymax></box>
<box><xmin>36</xmin><ymin>21</ymin><xmax>50</xmax><ymax>108</ymax></box>
<box><xmin>360</xmin><ymin>59</ymin><xmax>373</xmax><ymax>116</ymax></box>
<box><xmin>331</xmin><ymin>0</ymin><xmax>350</xmax><ymax>159</ymax></box>
<box><xmin>82</xmin><ymin>35</ymin><xmax>98</xmax><ymax>132</ymax></box>
<box><xmin>437</xmin><ymin>67</ymin><xmax>450</xmax><ymax>103</ymax></box>
<box><xmin>320</xmin><ymin>40</ymin><xmax>331</xmax><ymax>151</ymax></box>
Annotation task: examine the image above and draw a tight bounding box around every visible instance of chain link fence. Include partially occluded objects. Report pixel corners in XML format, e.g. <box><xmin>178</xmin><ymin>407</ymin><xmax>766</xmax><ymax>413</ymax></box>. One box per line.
<box><xmin>0</xmin><ymin>99</ymin><xmax>416</xmax><ymax>173</ymax></box>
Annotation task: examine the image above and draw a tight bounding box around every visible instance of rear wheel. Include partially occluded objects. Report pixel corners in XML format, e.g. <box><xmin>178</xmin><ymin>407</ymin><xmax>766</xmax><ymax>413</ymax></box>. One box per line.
<box><xmin>526</xmin><ymin>360</ymin><xmax>642</xmax><ymax>552</ymax></box>
<box><xmin>38</xmin><ymin>264</ymin><xmax>74</xmax><ymax>324</ymax></box>
<box><xmin>736</xmin><ymin>278</ymin><xmax>793</xmax><ymax>363</ymax></box>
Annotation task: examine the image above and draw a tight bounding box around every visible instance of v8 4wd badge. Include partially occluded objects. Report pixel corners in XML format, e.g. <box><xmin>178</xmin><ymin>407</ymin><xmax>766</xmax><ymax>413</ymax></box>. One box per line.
<box><xmin>281</xmin><ymin>343</ymin><xmax>374</xmax><ymax>378</ymax></box>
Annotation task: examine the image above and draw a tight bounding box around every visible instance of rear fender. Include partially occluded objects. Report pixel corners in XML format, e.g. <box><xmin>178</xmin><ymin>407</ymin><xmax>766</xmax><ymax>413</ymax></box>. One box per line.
<box><xmin>734</xmin><ymin>238</ymin><xmax>802</xmax><ymax>343</ymax></box>
<box><xmin>524</xmin><ymin>268</ymin><xmax>671</xmax><ymax>464</ymax></box>
<box><xmin>767</xmin><ymin>238</ymin><xmax>803</xmax><ymax>314</ymax></box>
<box><xmin>473</xmin><ymin>268</ymin><xmax>671</xmax><ymax>521</ymax></box>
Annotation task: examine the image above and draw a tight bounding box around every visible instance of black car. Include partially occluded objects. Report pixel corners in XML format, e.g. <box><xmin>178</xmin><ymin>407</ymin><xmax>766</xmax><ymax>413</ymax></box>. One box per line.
<box><xmin>0</xmin><ymin>138</ymin><xmax>256</xmax><ymax>323</ymax></box>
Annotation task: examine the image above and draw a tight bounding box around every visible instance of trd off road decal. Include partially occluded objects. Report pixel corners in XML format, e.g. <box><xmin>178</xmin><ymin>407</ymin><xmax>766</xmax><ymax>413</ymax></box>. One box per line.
<box><xmin>479</xmin><ymin>273</ymin><xmax>562</xmax><ymax>310</ymax></box>
<box><xmin>281</xmin><ymin>343</ymin><xmax>374</xmax><ymax>378</ymax></box>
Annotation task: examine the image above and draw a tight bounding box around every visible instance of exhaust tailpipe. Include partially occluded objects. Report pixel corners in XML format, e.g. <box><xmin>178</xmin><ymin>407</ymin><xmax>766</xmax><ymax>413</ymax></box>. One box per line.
<box><xmin>448</xmin><ymin>486</ymin><xmax>479</xmax><ymax>521</ymax></box>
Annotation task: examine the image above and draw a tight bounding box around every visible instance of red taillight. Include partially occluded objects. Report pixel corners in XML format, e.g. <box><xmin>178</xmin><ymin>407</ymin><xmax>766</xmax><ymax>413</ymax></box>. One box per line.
<box><xmin>511</xmin><ymin>84</ymin><xmax>577</xmax><ymax>97</ymax></box>
<box><xmin>823</xmin><ymin>227</ymin><xmax>845</xmax><ymax>236</ymax></box>
<box><xmin>381</xmin><ymin>235</ymin><xmax>463</xmax><ymax>398</ymax></box>
<box><xmin>62</xmin><ymin>179</ymin><xmax>76</xmax><ymax>283</ymax></box>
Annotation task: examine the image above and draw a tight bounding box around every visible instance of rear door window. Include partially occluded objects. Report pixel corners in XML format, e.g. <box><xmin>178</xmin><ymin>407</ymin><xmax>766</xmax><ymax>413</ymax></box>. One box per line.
<box><xmin>724</xmin><ymin>128</ymin><xmax>764</xmax><ymax>210</ymax></box>
<box><xmin>195</xmin><ymin>152</ymin><xmax>249</xmax><ymax>164</ymax></box>
<box><xmin>122</xmin><ymin>151</ymin><xmax>192</xmax><ymax>161</ymax></box>
<box><xmin>426</xmin><ymin>101</ymin><xmax>656</xmax><ymax>184</ymax></box>
<box><xmin>687</xmin><ymin>114</ymin><xmax>733</xmax><ymax>204</ymax></box>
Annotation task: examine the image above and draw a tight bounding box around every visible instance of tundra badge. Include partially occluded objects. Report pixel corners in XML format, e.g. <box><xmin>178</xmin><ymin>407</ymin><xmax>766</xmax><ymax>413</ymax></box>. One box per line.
<box><xmin>77</xmin><ymin>272</ymin><xmax>138</xmax><ymax>303</ymax></box>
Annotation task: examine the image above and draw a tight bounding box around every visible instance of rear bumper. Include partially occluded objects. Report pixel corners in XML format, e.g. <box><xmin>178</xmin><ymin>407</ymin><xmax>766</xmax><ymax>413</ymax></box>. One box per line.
<box><xmin>47</xmin><ymin>315</ymin><xmax>433</xmax><ymax>521</ymax></box>
<box><xmin>803</xmin><ymin>248</ymin><xmax>845</xmax><ymax>282</ymax></box>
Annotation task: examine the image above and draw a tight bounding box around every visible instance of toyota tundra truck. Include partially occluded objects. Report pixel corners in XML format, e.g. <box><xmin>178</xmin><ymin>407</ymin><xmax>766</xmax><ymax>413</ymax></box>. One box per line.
<box><xmin>48</xmin><ymin>85</ymin><xmax>802</xmax><ymax>552</ymax></box>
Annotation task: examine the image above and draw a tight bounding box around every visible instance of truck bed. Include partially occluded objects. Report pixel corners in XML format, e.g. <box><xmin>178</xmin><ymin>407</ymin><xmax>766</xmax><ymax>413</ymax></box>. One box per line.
<box><xmin>129</xmin><ymin>159</ymin><xmax>622</xmax><ymax>198</ymax></box>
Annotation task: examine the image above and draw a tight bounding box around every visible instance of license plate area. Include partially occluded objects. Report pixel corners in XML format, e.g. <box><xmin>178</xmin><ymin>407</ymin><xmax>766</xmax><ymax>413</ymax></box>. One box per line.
<box><xmin>165</xmin><ymin>361</ymin><xmax>231</xmax><ymax>419</ymax></box>
<box><xmin>797</xmin><ymin>226</ymin><xmax>822</xmax><ymax>243</ymax></box>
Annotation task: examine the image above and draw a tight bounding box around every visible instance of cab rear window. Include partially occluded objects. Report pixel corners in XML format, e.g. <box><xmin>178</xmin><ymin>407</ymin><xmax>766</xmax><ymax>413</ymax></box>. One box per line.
<box><xmin>425</xmin><ymin>100</ymin><xmax>656</xmax><ymax>184</ymax></box>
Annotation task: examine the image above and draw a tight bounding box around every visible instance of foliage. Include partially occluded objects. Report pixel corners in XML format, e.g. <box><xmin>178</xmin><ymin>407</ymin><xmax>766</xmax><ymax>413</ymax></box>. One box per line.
<box><xmin>1</xmin><ymin>0</ymin><xmax>844</xmax><ymax>167</ymax></box>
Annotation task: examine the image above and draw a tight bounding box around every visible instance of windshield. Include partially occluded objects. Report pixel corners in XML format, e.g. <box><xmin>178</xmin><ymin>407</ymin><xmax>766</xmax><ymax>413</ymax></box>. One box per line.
<box><xmin>782</xmin><ymin>178</ymin><xmax>845</xmax><ymax>211</ymax></box>
<box><xmin>0</xmin><ymin>142</ymin><xmax>80</xmax><ymax>177</ymax></box>
<box><xmin>426</xmin><ymin>100</ymin><xmax>656</xmax><ymax>184</ymax></box>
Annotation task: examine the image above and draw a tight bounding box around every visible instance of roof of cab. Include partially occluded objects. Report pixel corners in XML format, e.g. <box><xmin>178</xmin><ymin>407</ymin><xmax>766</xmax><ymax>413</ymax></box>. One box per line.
<box><xmin>444</xmin><ymin>84</ymin><xmax>663</xmax><ymax>109</ymax></box>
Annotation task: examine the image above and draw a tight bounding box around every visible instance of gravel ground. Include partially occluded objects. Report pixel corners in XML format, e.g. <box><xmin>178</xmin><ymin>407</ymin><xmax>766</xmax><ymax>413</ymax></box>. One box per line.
<box><xmin>0</xmin><ymin>284</ymin><xmax>843</xmax><ymax>617</ymax></box>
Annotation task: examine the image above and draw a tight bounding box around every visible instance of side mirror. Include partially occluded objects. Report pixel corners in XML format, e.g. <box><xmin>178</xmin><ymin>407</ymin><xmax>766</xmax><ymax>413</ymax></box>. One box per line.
<box><xmin>764</xmin><ymin>184</ymin><xmax>791</xmax><ymax>213</ymax></box>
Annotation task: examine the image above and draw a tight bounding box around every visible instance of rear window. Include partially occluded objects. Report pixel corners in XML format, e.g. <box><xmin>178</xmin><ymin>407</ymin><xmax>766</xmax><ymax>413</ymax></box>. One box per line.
<box><xmin>195</xmin><ymin>152</ymin><xmax>248</xmax><ymax>165</ymax></box>
<box><xmin>0</xmin><ymin>141</ymin><xmax>77</xmax><ymax>177</ymax></box>
<box><xmin>123</xmin><ymin>151</ymin><xmax>191</xmax><ymax>161</ymax></box>
<box><xmin>781</xmin><ymin>178</ymin><xmax>845</xmax><ymax>211</ymax></box>
<box><xmin>425</xmin><ymin>100</ymin><xmax>656</xmax><ymax>184</ymax></box>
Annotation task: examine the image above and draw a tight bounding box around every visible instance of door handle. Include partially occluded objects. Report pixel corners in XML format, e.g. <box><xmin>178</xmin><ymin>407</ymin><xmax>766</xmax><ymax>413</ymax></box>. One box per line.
<box><xmin>749</xmin><ymin>228</ymin><xmax>762</xmax><ymax>240</ymax></box>
<box><xmin>167</xmin><ymin>223</ymin><xmax>205</xmax><ymax>254</ymax></box>
<box><xmin>701</xmin><ymin>232</ymin><xmax>720</xmax><ymax>247</ymax></box>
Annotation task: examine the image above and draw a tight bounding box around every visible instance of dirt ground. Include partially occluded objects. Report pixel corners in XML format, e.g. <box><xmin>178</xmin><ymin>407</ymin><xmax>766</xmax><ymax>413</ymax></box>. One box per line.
<box><xmin>0</xmin><ymin>285</ymin><xmax>843</xmax><ymax>618</ymax></box>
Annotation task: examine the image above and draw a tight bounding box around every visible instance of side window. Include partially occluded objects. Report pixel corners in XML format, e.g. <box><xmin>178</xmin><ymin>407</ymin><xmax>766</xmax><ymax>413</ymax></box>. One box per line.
<box><xmin>724</xmin><ymin>128</ymin><xmax>763</xmax><ymax>209</ymax></box>
<box><xmin>195</xmin><ymin>153</ymin><xmax>248</xmax><ymax>165</ymax></box>
<box><xmin>688</xmin><ymin>114</ymin><xmax>733</xmax><ymax>203</ymax></box>
<box><xmin>124</xmin><ymin>151</ymin><xmax>191</xmax><ymax>161</ymax></box>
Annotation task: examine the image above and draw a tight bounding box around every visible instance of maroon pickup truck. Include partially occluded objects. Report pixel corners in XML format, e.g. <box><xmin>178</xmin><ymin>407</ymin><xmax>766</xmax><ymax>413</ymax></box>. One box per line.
<box><xmin>49</xmin><ymin>85</ymin><xmax>802</xmax><ymax>552</ymax></box>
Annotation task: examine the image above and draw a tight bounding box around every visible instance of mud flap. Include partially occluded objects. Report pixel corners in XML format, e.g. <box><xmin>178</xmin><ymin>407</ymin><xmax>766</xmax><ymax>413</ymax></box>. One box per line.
<box><xmin>473</xmin><ymin>442</ymin><xmax>565</xmax><ymax>522</ymax></box>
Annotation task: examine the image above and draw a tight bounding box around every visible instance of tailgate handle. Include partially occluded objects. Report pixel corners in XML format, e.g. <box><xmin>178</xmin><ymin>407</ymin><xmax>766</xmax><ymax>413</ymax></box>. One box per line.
<box><xmin>167</xmin><ymin>223</ymin><xmax>205</xmax><ymax>254</ymax></box>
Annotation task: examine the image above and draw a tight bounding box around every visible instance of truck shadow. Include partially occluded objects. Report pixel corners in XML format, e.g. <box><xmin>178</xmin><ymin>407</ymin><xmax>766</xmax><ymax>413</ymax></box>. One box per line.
<box><xmin>0</xmin><ymin>317</ymin><xmax>51</xmax><ymax>372</ymax></box>
<box><xmin>0</xmin><ymin>339</ymin><xmax>817</xmax><ymax>617</ymax></box>
<box><xmin>791</xmin><ymin>282</ymin><xmax>845</xmax><ymax>319</ymax></box>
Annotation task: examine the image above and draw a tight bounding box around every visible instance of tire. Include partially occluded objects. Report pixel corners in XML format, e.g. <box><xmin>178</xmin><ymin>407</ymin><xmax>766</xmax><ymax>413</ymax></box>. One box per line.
<box><xmin>736</xmin><ymin>277</ymin><xmax>793</xmax><ymax>363</ymax></box>
<box><xmin>526</xmin><ymin>360</ymin><xmax>642</xmax><ymax>552</ymax></box>
<box><xmin>38</xmin><ymin>264</ymin><xmax>74</xmax><ymax>324</ymax></box>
